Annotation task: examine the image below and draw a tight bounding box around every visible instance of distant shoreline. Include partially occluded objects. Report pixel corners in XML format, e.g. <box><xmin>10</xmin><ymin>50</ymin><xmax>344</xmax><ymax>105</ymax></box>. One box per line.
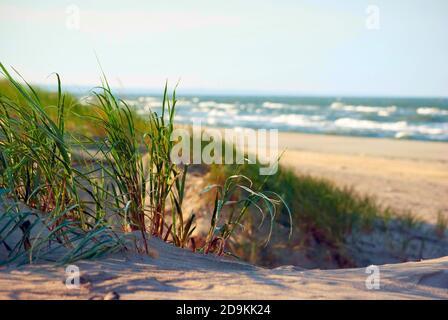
<box><xmin>198</xmin><ymin>126</ymin><xmax>448</xmax><ymax>161</ymax></box>
<box><xmin>276</xmin><ymin>131</ymin><xmax>448</xmax><ymax>161</ymax></box>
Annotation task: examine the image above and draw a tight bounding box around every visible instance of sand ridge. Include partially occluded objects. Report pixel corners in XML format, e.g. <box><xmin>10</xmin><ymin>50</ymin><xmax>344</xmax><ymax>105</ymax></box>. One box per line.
<box><xmin>0</xmin><ymin>237</ymin><xmax>447</xmax><ymax>300</ymax></box>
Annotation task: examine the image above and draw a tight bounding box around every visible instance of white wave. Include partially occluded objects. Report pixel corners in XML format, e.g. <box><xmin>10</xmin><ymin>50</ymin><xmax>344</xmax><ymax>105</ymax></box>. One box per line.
<box><xmin>137</xmin><ymin>96</ymin><xmax>159</xmax><ymax>103</ymax></box>
<box><xmin>217</xmin><ymin>103</ymin><xmax>237</xmax><ymax>109</ymax></box>
<box><xmin>234</xmin><ymin>114</ymin><xmax>268</xmax><ymax>122</ymax></box>
<box><xmin>263</xmin><ymin>101</ymin><xmax>319</xmax><ymax>111</ymax></box>
<box><xmin>176</xmin><ymin>98</ymin><xmax>193</xmax><ymax>106</ymax></box>
<box><xmin>330</xmin><ymin>102</ymin><xmax>396</xmax><ymax>115</ymax></box>
<box><xmin>198</xmin><ymin>101</ymin><xmax>236</xmax><ymax>109</ymax></box>
<box><xmin>334</xmin><ymin>118</ymin><xmax>448</xmax><ymax>136</ymax></box>
<box><xmin>208</xmin><ymin>108</ymin><xmax>238</xmax><ymax>117</ymax></box>
<box><xmin>334</xmin><ymin>118</ymin><xmax>407</xmax><ymax>131</ymax></box>
<box><xmin>416</xmin><ymin>107</ymin><xmax>448</xmax><ymax>116</ymax></box>
<box><xmin>198</xmin><ymin>101</ymin><xmax>217</xmax><ymax>108</ymax></box>
<box><xmin>270</xmin><ymin>114</ymin><xmax>326</xmax><ymax>127</ymax></box>
<box><xmin>262</xmin><ymin>102</ymin><xmax>285</xmax><ymax>109</ymax></box>
<box><xmin>394</xmin><ymin>132</ymin><xmax>411</xmax><ymax>139</ymax></box>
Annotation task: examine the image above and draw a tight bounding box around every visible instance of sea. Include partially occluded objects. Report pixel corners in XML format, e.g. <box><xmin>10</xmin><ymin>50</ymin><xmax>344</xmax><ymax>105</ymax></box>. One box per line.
<box><xmin>120</xmin><ymin>95</ymin><xmax>448</xmax><ymax>142</ymax></box>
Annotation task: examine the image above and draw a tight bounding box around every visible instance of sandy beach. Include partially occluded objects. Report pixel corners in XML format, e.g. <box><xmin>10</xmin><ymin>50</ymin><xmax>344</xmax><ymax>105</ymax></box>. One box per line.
<box><xmin>1</xmin><ymin>237</ymin><xmax>447</xmax><ymax>300</ymax></box>
<box><xmin>276</xmin><ymin>133</ymin><xmax>448</xmax><ymax>223</ymax></box>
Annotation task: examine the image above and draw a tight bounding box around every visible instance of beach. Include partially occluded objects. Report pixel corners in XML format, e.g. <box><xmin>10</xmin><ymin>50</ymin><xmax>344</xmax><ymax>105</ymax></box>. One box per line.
<box><xmin>1</xmin><ymin>237</ymin><xmax>447</xmax><ymax>300</ymax></box>
<box><xmin>277</xmin><ymin>132</ymin><xmax>448</xmax><ymax>223</ymax></box>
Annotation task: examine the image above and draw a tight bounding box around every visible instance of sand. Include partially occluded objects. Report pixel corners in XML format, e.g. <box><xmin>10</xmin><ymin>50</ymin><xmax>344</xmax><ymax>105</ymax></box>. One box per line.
<box><xmin>0</xmin><ymin>237</ymin><xmax>447</xmax><ymax>300</ymax></box>
<box><xmin>276</xmin><ymin>133</ymin><xmax>448</xmax><ymax>223</ymax></box>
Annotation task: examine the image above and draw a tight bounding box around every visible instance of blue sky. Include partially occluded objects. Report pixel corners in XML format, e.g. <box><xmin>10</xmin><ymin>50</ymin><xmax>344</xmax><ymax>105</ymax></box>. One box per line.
<box><xmin>0</xmin><ymin>0</ymin><xmax>447</xmax><ymax>96</ymax></box>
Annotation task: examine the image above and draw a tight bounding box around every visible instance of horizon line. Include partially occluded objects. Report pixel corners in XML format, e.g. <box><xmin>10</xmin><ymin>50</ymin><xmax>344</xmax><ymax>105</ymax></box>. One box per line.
<box><xmin>34</xmin><ymin>83</ymin><xmax>448</xmax><ymax>100</ymax></box>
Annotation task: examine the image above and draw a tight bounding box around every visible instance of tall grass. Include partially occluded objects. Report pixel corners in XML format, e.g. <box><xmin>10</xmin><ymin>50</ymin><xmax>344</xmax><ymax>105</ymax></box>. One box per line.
<box><xmin>200</xmin><ymin>173</ymin><xmax>291</xmax><ymax>255</ymax></box>
<box><xmin>208</xmin><ymin>161</ymin><xmax>420</xmax><ymax>266</ymax></box>
<box><xmin>0</xmin><ymin>63</ymin><xmax>290</xmax><ymax>264</ymax></box>
<box><xmin>145</xmin><ymin>83</ymin><xmax>180</xmax><ymax>238</ymax></box>
<box><xmin>0</xmin><ymin>64</ymin><xmax>83</xmax><ymax>224</ymax></box>
<box><xmin>0</xmin><ymin>64</ymin><xmax>132</xmax><ymax>263</ymax></box>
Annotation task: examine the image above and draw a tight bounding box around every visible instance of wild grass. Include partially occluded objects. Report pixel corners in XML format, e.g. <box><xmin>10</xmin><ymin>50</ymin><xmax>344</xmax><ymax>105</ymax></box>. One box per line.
<box><xmin>208</xmin><ymin>161</ymin><xmax>422</xmax><ymax>266</ymax></box>
<box><xmin>0</xmin><ymin>63</ymin><xmax>288</xmax><ymax>264</ymax></box>
<box><xmin>199</xmin><ymin>173</ymin><xmax>291</xmax><ymax>255</ymax></box>
<box><xmin>145</xmin><ymin>83</ymin><xmax>180</xmax><ymax>238</ymax></box>
<box><xmin>88</xmin><ymin>79</ymin><xmax>149</xmax><ymax>251</ymax></box>
<box><xmin>0</xmin><ymin>63</ymin><xmax>130</xmax><ymax>264</ymax></box>
<box><xmin>0</xmin><ymin>65</ymin><xmax>83</xmax><ymax>221</ymax></box>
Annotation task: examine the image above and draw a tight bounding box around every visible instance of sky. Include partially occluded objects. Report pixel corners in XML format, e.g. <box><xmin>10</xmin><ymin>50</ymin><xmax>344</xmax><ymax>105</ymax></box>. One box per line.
<box><xmin>0</xmin><ymin>0</ymin><xmax>447</xmax><ymax>97</ymax></box>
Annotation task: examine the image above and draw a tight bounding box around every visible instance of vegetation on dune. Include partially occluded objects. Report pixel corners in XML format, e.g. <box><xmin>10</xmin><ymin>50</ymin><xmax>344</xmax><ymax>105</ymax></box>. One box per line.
<box><xmin>0</xmin><ymin>63</ymin><xmax>288</xmax><ymax>265</ymax></box>
<box><xmin>1</xmin><ymin>63</ymin><xmax>427</xmax><ymax>268</ymax></box>
<box><xmin>208</xmin><ymin>162</ymin><xmax>422</xmax><ymax>267</ymax></box>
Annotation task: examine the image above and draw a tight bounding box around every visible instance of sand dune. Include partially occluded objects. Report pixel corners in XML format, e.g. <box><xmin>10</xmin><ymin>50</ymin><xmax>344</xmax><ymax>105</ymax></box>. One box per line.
<box><xmin>0</xmin><ymin>237</ymin><xmax>447</xmax><ymax>300</ymax></box>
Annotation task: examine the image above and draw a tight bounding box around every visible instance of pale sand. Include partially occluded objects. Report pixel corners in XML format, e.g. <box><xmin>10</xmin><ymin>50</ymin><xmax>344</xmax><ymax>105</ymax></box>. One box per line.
<box><xmin>2</xmin><ymin>133</ymin><xmax>447</xmax><ymax>299</ymax></box>
<box><xmin>276</xmin><ymin>133</ymin><xmax>448</xmax><ymax>223</ymax></box>
<box><xmin>1</xmin><ymin>237</ymin><xmax>447</xmax><ymax>300</ymax></box>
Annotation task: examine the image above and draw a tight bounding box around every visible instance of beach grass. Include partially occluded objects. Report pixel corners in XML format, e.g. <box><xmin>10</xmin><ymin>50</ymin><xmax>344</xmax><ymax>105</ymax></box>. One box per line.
<box><xmin>208</xmin><ymin>160</ymin><xmax>422</xmax><ymax>266</ymax></box>
<box><xmin>0</xmin><ymin>63</ymin><xmax>288</xmax><ymax>264</ymax></box>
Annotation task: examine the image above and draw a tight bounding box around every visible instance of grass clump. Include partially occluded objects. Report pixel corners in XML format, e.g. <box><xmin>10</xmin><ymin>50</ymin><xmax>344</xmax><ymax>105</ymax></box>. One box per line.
<box><xmin>0</xmin><ymin>64</ymin><xmax>84</xmax><ymax>221</ymax></box>
<box><xmin>145</xmin><ymin>83</ymin><xmax>180</xmax><ymax>238</ymax></box>
<box><xmin>0</xmin><ymin>63</ymin><xmax>128</xmax><ymax>264</ymax></box>
<box><xmin>208</xmin><ymin>161</ymin><xmax>415</xmax><ymax>266</ymax></box>
<box><xmin>200</xmin><ymin>173</ymin><xmax>291</xmax><ymax>255</ymax></box>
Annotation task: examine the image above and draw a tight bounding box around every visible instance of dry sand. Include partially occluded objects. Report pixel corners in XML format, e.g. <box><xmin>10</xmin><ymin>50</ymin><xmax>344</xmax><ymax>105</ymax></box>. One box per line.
<box><xmin>1</xmin><ymin>237</ymin><xmax>447</xmax><ymax>300</ymax></box>
<box><xmin>276</xmin><ymin>133</ymin><xmax>448</xmax><ymax>223</ymax></box>
<box><xmin>2</xmin><ymin>133</ymin><xmax>447</xmax><ymax>299</ymax></box>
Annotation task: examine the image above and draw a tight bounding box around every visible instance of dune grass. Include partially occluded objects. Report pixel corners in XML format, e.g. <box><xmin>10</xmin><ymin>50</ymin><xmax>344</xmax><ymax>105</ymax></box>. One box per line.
<box><xmin>0</xmin><ymin>63</ymin><xmax>287</xmax><ymax>264</ymax></box>
<box><xmin>0</xmin><ymin>64</ymin><xmax>129</xmax><ymax>264</ymax></box>
<box><xmin>208</xmin><ymin>160</ymin><xmax>421</xmax><ymax>266</ymax></box>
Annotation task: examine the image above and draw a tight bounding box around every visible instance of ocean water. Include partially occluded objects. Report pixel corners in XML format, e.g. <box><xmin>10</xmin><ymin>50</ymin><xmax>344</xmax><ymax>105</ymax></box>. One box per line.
<box><xmin>124</xmin><ymin>95</ymin><xmax>448</xmax><ymax>142</ymax></box>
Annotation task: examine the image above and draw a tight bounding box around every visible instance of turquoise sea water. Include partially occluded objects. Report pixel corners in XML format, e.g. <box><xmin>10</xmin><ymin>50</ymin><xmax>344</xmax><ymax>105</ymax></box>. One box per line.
<box><xmin>123</xmin><ymin>95</ymin><xmax>448</xmax><ymax>142</ymax></box>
